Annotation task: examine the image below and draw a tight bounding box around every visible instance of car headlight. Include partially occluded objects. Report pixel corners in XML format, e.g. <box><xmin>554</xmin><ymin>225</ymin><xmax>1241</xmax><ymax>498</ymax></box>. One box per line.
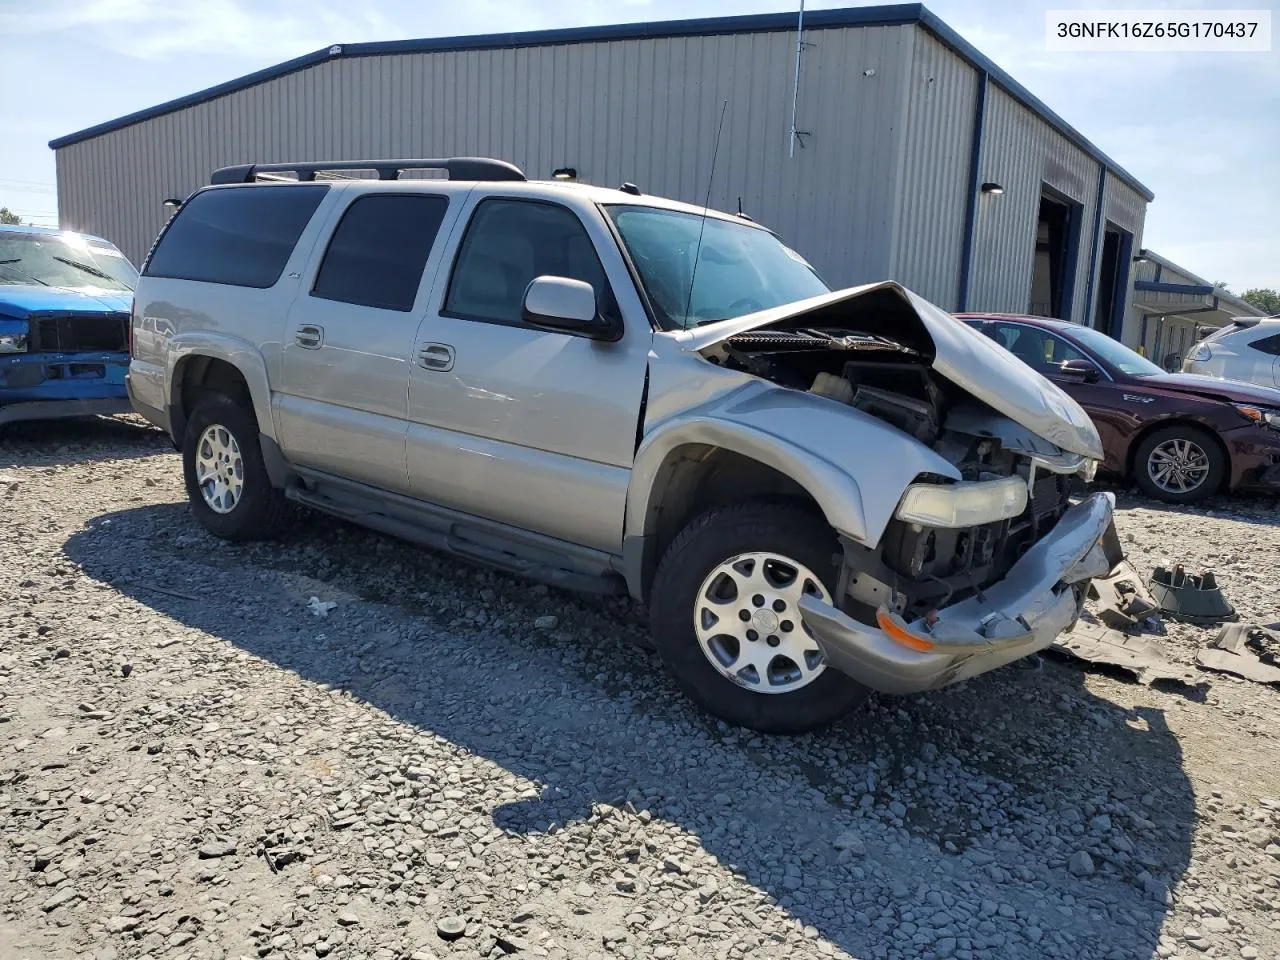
<box><xmin>0</xmin><ymin>333</ymin><xmax>27</xmax><ymax>354</ymax></box>
<box><xmin>896</xmin><ymin>476</ymin><xmax>1028</xmax><ymax>528</ymax></box>
<box><xmin>1190</xmin><ymin>344</ymin><xmax>1212</xmax><ymax>362</ymax></box>
<box><xmin>1235</xmin><ymin>404</ymin><xmax>1280</xmax><ymax>430</ymax></box>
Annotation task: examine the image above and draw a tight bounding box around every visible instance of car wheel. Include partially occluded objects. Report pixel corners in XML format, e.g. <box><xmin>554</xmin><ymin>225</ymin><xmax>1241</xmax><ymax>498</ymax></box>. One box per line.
<box><xmin>649</xmin><ymin>500</ymin><xmax>870</xmax><ymax>733</ymax></box>
<box><xmin>182</xmin><ymin>393</ymin><xmax>288</xmax><ymax>540</ymax></box>
<box><xmin>1132</xmin><ymin>425</ymin><xmax>1225</xmax><ymax>504</ymax></box>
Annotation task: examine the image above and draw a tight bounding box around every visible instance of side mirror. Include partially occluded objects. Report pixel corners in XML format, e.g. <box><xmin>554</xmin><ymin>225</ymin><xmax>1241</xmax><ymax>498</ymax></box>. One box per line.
<box><xmin>1059</xmin><ymin>358</ymin><xmax>1100</xmax><ymax>382</ymax></box>
<box><xmin>521</xmin><ymin>276</ymin><xmax>620</xmax><ymax>341</ymax></box>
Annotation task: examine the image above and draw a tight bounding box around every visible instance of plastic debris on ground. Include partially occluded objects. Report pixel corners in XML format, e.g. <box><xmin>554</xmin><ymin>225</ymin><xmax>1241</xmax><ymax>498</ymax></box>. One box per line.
<box><xmin>1196</xmin><ymin>623</ymin><xmax>1280</xmax><ymax>685</ymax></box>
<box><xmin>1148</xmin><ymin>564</ymin><xmax>1237</xmax><ymax>625</ymax></box>
<box><xmin>1052</xmin><ymin>620</ymin><xmax>1201</xmax><ymax>687</ymax></box>
<box><xmin>307</xmin><ymin>596</ymin><xmax>338</xmax><ymax>618</ymax></box>
<box><xmin>1087</xmin><ymin>560</ymin><xmax>1161</xmax><ymax>630</ymax></box>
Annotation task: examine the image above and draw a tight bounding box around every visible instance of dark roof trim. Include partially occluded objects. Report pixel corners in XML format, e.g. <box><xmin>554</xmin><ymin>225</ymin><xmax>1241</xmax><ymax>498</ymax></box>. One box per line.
<box><xmin>1135</xmin><ymin>280</ymin><xmax>1216</xmax><ymax>296</ymax></box>
<box><xmin>47</xmin><ymin>3</ymin><xmax>1153</xmax><ymax>200</ymax></box>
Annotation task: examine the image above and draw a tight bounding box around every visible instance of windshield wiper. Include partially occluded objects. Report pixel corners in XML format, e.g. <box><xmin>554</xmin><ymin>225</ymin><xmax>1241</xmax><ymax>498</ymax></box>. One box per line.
<box><xmin>53</xmin><ymin>255</ymin><xmax>116</xmax><ymax>282</ymax></box>
<box><xmin>0</xmin><ymin>261</ymin><xmax>50</xmax><ymax>286</ymax></box>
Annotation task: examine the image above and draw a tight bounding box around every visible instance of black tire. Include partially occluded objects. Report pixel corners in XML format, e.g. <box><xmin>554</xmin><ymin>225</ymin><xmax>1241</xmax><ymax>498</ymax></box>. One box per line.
<box><xmin>182</xmin><ymin>393</ymin><xmax>288</xmax><ymax>540</ymax></box>
<box><xmin>1132</xmin><ymin>425</ymin><xmax>1226</xmax><ymax>504</ymax></box>
<box><xmin>649</xmin><ymin>500</ymin><xmax>870</xmax><ymax>733</ymax></box>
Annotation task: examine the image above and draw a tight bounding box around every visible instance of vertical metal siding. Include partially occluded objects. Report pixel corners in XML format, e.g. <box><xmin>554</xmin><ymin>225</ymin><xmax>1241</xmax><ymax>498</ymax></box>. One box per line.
<box><xmin>967</xmin><ymin>85</ymin><xmax>1102</xmax><ymax>324</ymax></box>
<box><xmin>54</xmin><ymin>25</ymin><xmax>913</xmax><ymax>285</ymax></box>
<box><xmin>889</xmin><ymin>29</ymin><xmax>977</xmax><ymax>308</ymax></box>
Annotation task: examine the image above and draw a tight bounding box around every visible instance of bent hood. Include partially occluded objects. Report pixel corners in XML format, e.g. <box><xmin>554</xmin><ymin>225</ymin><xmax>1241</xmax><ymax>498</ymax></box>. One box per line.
<box><xmin>0</xmin><ymin>284</ymin><xmax>133</xmax><ymax>320</ymax></box>
<box><xmin>677</xmin><ymin>281</ymin><xmax>1104</xmax><ymax>460</ymax></box>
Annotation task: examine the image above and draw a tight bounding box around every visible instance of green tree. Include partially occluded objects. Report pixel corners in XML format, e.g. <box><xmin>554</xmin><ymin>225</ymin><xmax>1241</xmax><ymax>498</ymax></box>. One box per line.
<box><xmin>1241</xmin><ymin>288</ymin><xmax>1280</xmax><ymax>315</ymax></box>
<box><xmin>0</xmin><ymin>207</ymin><xmax>21</xmax><ymax>225</ymax></box>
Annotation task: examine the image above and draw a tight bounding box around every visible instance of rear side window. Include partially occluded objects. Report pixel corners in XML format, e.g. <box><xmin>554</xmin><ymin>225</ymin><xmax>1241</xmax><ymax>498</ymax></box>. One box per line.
<box><xmin>144</xmin><ymin>185</ymin><xmax>327</xmax><ymax>288</ymax></box>
<box><xmin>1250</xmin><ymin>333</ymin><xmax>1280</xmax><ymax>356</ymax></box>
<box><xmin>311</xmin><ymin>194</ymin><xmax>448</xmax><ymax>312</ymax></box>
<box><xmin>444</xmin><ymin>198</ymin><xmax>614</xmax><ymax>326</ymax></box>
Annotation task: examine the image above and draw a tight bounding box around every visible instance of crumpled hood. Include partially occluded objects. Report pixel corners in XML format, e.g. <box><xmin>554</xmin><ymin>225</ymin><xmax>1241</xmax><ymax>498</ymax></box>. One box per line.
<box><xmin>1144</xmin><ymin>372</ymin><xmax>1280</xmax><ymax>408</ymax></box>
<box><xmin>677</xmin><ymin>281</ymin><xmax>1105</xmax><ymax>460</ymax></box>
<box><xmin>0</xmin><ymin>284</ymin><xmax>133</xmax><ymax>320</ymax></box>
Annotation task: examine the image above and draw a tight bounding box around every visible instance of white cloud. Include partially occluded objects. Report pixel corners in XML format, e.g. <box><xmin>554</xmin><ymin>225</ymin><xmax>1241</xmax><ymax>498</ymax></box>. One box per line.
<box><xmin>0</xmin><ymin>0</ymin><xmax>405</xmax><ymax>60</ymax></box>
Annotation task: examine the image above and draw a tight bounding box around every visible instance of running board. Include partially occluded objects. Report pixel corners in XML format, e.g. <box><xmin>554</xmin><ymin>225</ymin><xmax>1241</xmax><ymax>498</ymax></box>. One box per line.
<box><xmin>285</xmin><ymin>477</ymin><xmax>626</xmax><ymax>596</ymax></box>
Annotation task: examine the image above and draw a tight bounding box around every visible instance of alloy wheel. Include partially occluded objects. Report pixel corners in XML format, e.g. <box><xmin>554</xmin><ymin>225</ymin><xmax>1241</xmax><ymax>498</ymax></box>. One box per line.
<box><xmin>194</xmin><ymin>424</ymin><xmax>245</xmax><ymax>514</ymax></box>
<box><xmin>1146</xmin><ymin>437</ymin><xmax>1211</xmax><ymax>495</ymax></box>
<box><xmin>693</xmin><ymin>551</ymin><xmax>831</xmax><ymax>694</ymax></box>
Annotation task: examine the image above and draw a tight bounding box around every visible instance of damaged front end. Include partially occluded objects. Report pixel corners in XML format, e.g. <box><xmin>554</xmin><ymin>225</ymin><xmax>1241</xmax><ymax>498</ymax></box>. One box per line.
<box><xmin>684</xmin><ymin>282</ymin><xmax>1116</xmax><ymax>693</ymax></box>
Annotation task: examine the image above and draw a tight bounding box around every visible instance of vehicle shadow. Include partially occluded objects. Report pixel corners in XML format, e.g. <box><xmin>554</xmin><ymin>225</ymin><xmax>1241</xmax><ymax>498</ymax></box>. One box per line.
<box><xmin>0</xmin><ymin>415</ymin><xmax>168</xmax><ymax>467</ymax></box>
<box><xmin>62</xmin><ymin>503</ymin><xmax>1194</xmax><ymax>960</ymax></box>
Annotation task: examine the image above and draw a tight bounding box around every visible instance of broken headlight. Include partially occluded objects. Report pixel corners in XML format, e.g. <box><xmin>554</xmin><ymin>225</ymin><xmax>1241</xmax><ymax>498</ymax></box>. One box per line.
<box><xmin>895</xmin><ymin>476</ymin><xmax>1028</xmax><ymax>529</ymax></box>
<box><xmin>1235</xmin><ymin>404</ymin><xmax>1280</xmax><ymax>431</ymax></box>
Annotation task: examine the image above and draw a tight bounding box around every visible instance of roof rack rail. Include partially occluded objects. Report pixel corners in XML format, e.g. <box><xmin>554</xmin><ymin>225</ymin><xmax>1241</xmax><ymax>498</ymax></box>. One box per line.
<box><xmin>209</xmin><ymin>157</ymin><xmax>525</xmax><ymax>185</ymax></box>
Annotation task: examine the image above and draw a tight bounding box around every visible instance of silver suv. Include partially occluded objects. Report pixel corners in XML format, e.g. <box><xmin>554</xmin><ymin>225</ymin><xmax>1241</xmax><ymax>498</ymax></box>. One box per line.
<box><xmin>128</xmin><ymin>157</ymin><xmax>1118</xmax><ymax>733</ymax></box>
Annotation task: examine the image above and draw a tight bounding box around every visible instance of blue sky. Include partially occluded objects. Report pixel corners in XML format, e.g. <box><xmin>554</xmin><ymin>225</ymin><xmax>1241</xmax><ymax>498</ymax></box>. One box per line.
<box><xmin>0</xmin><ymin>0</ymin><xmax>1275</xmax><ymax>291</ymax></box>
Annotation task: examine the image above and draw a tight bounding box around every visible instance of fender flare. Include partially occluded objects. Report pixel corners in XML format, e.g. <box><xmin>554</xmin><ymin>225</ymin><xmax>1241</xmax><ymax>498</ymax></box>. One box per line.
<box><xmin>625</xmin><ymin>416</ymin><xmax>869</xmax><ymax>544</ymax></box>
<box><xmin>167</xmin><ymin>332</ymin><xmax>277</xmax><ymax>443</ymax></box>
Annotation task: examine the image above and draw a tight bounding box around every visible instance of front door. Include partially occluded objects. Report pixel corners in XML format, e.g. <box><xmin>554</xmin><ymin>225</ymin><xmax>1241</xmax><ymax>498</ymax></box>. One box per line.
<box><xmin>986</xmin><ymin>321</ymin><xmax>1131</xmax><ymax>472</ymax></box>
<box><xmin>406</xmin><ymin>196</ymin><xmax>650</xmax><ymax>553</ymax></box>
<box><xmin>275</xmin><ymin>191</ymin><xmax>454</xmax><ymax>495</ymax></box>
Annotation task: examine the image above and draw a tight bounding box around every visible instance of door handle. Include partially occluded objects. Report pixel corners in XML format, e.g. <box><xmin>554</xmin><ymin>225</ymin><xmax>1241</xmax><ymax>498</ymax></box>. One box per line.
<box><xmin>295</xmin><ymin>324</ymin><xmax>324</xmax><ymax>349</ymax></box>
<box><xmin>417</xmin><ymin>342</ymin><xmax>455</xmax><ymax>371</ymax></box>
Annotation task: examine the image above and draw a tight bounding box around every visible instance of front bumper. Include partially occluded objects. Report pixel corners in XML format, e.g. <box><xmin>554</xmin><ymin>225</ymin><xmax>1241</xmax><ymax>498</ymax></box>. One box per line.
<box><xmin>799</xmin><ymin>492</ymin><xmax>1118</xmax><ymax>694</ymax></box>
<box><xmin>1223</xmin><ymin>424</ymin><xmax>1280</xmax><ymax>491</ymax></box>
<box><xmin>0</xmin><ymin>396</ymin><xmax>133</xmax><ymax>426</ymax></box>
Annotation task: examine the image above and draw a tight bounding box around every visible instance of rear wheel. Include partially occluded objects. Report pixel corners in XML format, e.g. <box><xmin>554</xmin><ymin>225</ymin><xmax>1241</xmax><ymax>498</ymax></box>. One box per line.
<box><xmin>1132</xmin><ymin>425</ymin><xmax>1225</xmax><ymax>504</ymax></box>
<box><xmin>182</xmin><ymin>393</ymin><xmax>288</xmax><ymax>540</ymax></box>
<box><xmin>649</xmin><ymin>501</ymin><xmax>869</xmax><ymax>733</ymax></box>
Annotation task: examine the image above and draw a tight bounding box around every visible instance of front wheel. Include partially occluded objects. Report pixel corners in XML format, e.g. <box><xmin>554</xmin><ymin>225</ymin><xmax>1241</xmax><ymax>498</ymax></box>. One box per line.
<box><xmin>182</xmin><ymin>393</ymin><xmax>288</xmax><ymax>540</ymax></box>
<box><xmin>1132</xmin><ymin>425</ymin><xmax>1225</xmax><ymax>504</ymax></box>
<box><xmin>649</xmin><ymin>501</ymin><xmax>869</xmax><ymax>733</ymax></box>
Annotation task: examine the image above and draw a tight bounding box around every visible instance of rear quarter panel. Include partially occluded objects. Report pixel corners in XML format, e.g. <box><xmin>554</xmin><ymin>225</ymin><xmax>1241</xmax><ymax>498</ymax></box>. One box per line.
<box><xmin>130</xmin><ymin>187</ymin><xmax>341</xmax><ymax>440</ymax></box>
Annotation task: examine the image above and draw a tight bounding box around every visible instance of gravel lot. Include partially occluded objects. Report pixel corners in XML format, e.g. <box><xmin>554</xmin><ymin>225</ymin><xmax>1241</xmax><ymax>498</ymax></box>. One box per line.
<box><xmin>3</xmin><ymin>416</ymin><xmax>1280</xmax><ymax>960</ymax></box>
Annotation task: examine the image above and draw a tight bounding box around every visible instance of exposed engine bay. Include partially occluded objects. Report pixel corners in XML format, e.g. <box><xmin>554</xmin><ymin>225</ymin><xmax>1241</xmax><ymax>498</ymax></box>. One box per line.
<box><xmin>701</xmin><ymin>315</ymin><xmax>1083</xmax><ymax>623</ymax></box>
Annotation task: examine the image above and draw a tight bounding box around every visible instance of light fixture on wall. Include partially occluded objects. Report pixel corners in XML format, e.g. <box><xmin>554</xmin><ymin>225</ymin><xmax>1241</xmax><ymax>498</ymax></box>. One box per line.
<box><xmin>980</xmin><ymin>181</ymin><xmax>1004</xmax><ymax>195</ymax></box>
<box><xmin>552</xmin><ymin>167</ymin><xmax>577</xmax><ymax>180</ymax></box>
<box><xmin>1133</xmin><ymin>251</ymin><xmax>1149</xmax><ymax>263</ymax></box>
<box><xmin>162</xmin><ymin>198</ymin><xmax>182</xmax><ymax>211</ymax></box>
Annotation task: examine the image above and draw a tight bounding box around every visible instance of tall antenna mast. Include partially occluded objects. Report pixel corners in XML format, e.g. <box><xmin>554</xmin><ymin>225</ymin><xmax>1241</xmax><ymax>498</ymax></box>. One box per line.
<box><xmin>788</xmin><ymin>0</ymin><xmax>805</xmax><ymax>158</ymax></box>
<box><xmin>684</xmin><ymin>98</ymin><xmax>730</xmax><ymax>324</ymax></box>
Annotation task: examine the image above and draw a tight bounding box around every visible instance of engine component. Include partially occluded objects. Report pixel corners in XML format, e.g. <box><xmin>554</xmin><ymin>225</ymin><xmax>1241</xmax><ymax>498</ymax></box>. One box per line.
<box><xmin>810</xmin><ymin>371</ymin><xmax>854</xmax><ymax>405</ymax></box>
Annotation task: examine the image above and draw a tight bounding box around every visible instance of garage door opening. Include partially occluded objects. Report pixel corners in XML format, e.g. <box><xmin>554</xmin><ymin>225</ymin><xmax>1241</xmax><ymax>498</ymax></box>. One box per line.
<box><xmin>1093</xmin><ymin>221</ymin><xmax>1133</xmax><ymax>337</ymax></box>
<box><xmin>1028</xmin><ymin>187</ymin><xmax>1082</xmax><ymax>319</ymax></box>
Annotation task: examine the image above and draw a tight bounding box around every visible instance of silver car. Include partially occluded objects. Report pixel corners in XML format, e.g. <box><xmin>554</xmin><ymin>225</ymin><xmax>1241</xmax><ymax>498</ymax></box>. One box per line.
<box><xmin>127</xmin><ymin>157</ymin><xmax>1117</xmax><ymax>733</ymax></box>
<box><xmin>1183</xmin><ymin>318</ymin><xmax>1280</xmax><ymax>388</ymax></box>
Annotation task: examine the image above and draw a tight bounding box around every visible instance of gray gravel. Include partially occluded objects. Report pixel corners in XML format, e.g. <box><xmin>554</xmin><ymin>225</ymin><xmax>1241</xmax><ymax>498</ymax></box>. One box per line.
<box><xmin>2</xmin><ymin>416</ymin><xmax>1280</xmax><ymax>960</ymax></box>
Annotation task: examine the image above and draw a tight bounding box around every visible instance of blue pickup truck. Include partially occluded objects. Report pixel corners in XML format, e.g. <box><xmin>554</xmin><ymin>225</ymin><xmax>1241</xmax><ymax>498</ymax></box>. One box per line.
<box><xmin>0</xmin><ymin>223</ymin><xmax>138</xmax><ymax>426</ymax></box>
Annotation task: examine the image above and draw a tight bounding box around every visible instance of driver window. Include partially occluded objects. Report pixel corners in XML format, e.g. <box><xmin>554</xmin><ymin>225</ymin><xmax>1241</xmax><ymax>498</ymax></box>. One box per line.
<box><xmin>993</xmin><ymin>324</ymin><xmax>1085</xmax><ymax>374</ymax></box>
<box><xmin>444</xmin><ymin>199</ymin><xmax>617</xmax><ymax>327</ymax></box>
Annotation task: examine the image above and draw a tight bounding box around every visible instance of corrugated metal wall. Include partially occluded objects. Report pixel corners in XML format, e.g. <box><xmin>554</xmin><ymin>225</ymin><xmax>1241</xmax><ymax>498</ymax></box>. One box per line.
<box><xmin>56</xmin><ymin>25</ymin><xmax>915</xmax><ymax>284</ymax></box>
<box><xmin>967</xmin><ymin>84</ymin><xmax>1102</xmax><ymax>324</ymax></box>
<box><xmin>888</xmin><ymin>30</ymin><xmax>978</xmax><ymax>306</ymax></box>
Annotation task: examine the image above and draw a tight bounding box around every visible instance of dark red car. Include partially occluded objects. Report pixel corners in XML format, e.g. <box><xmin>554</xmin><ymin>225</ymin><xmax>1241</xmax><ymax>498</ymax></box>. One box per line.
<box><xmin>958</xmin><ymin>314</ymin><xmax>1280</xmax><ymax>503</ymax></box>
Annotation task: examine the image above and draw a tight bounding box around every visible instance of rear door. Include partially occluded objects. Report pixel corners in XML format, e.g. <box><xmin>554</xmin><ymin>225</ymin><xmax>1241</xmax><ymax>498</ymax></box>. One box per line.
<box><xmin>275</xmin><ymin>189</ymin><xmax>458</xmax><ymax>494</ymax></box>
<box><xmin>405</xmin><ymin>195</ymin><xmax>651</xmax><ymax>553</ymax></box>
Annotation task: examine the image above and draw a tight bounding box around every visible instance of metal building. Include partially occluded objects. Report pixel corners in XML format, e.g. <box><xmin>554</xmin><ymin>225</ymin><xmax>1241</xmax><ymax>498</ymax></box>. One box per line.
<box><xmin>1127</xmin><ymin>250</ymin><xmax>1270</xmax><ymax>371</ymax></box>
<box><xmin>50</xmin><ymin>3</ymin><xmax>1152</xmax><ymax>332</ymax></box>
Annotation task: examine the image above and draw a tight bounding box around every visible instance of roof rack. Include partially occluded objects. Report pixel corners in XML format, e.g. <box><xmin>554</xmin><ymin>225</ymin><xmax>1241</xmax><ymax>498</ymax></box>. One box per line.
<box><xmin>209</xmin><ymin>157</ymin><xmax>525</xmax><ymax>185</ymax></box>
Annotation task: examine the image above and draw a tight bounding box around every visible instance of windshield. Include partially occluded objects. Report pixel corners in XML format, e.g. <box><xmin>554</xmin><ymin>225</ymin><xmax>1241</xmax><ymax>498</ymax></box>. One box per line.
<box><xmin>1070</xmin><ymin>324</ymin><xmax>1165</xmax><ymax>376</ymax></box>
<box><xmin>0</xmin><ymin>231</ymin><xmax>138</xmax><ymax>292</ymax></box>
<box><xmin>606</xmin><ymin>206</ymin><xmax>829</xmax><ymax>329</ymax></box>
